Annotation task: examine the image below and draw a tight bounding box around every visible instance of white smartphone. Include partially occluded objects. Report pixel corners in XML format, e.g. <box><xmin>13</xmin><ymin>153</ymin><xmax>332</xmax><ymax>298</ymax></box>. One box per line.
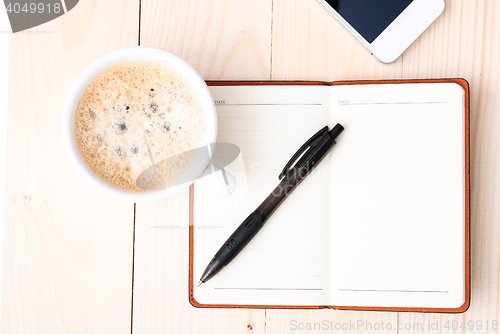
<box><xmin>316</xmin><ymin>0</ymin><xmax>445</xmax><ymax>63</ymax></box>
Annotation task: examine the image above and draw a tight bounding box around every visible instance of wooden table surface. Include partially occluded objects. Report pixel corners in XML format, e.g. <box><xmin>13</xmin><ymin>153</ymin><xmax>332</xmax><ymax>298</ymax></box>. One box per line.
<box><xmin>3</xmin><ymin>0</ymin><xmax>499</xmax><ymax>333</ymax></box>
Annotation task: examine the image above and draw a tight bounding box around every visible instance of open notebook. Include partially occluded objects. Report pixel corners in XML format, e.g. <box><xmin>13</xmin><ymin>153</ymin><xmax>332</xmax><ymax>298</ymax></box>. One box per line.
<box><xmin>189</xmin><ymin>79</ymin><xmax>470</xmax><ymax>312</ymax></box>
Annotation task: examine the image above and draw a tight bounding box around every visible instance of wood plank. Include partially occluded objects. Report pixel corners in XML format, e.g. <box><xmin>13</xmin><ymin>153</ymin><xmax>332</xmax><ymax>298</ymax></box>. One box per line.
<box><xmin>267</xmin><ymin>310</ymin><xmax>398</xmax><ymax>334</ymax></box>
<box><xmin>268</xmin><ymin>0</ymin><xmax>401</xmax><ymax>332</ymax></box>
<box><xmin>1</xmin><ymin>0</ymin><xmax>139</xmax><ymax>333</ymax></box>
<box><xmin>140</xmin><ymin>0</ymin><xmax>271</xmax><ymax>80</ymax></box>
<box><xmin>400</xmin><ymin>0</ymin><xmax>500</xmax><ymax>332</ymax></box>
<box><xmin>133</xmin><ymin>1</ymin><xmax>272</xmax><ymax>333</ymax></box>
<box><xmin>271</xmin><ymin>0</ymin><xmax>403</xmax><ymax>81</ymax></box>
<box><xmin>132</xmin><ymin>190</ymin><xmax>266</xmax><ymax>334</ymax></box>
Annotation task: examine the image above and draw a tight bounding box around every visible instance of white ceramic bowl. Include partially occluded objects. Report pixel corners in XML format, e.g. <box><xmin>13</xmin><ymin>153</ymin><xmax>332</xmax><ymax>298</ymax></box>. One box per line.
<box><xmin>62</xmin><ymin>47</ymin><xmax>217</xmax><ymax>202</ymax></box>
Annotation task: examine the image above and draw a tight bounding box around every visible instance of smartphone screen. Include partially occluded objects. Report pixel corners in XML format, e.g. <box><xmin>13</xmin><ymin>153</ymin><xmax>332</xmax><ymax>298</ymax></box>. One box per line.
<box><xmin>324</xmin><ymin>0</ymin><xmax>414</xmax><ymax>43</ymax></box>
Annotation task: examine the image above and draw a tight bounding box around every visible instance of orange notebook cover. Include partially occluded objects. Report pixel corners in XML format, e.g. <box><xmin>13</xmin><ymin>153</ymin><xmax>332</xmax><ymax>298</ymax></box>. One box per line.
<box><xmin>189</xmin><ymin>79</ymin><xmax>470</xmax><ymax>313</ymax></box>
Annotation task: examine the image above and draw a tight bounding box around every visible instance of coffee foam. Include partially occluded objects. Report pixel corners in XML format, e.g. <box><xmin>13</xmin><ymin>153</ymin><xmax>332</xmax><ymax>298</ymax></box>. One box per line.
<box><xmin>74</xmin><ymin>60</ymin><xmax>207</xmax><ymax>191</ymax></box>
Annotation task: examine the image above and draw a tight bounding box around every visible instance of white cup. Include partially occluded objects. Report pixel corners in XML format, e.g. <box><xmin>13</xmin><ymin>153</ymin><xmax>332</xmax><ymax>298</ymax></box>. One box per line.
<box><xmin>62</xmin><ymin>47</ymin><xmax>218</xmax><ymax>202</ymax></box>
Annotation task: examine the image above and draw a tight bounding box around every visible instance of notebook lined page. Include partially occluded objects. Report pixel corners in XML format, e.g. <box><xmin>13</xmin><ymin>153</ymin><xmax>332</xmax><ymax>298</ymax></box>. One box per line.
<box><xmin>329</xmin><ymin>83</ymin><xmax>465</xmax><ymax>308</ymax></box>
<box><xmin>193</xmin><ymin>86</ymin><xmax>332</xmax><ymax>306</ymax></box>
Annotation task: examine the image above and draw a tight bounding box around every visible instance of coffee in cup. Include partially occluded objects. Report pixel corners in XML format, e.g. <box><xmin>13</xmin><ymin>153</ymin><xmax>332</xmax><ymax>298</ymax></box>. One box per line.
<box><xmin>74</xmin><ymin>60</ymin><xmax>207</xmax><ymax>191</ymax></box>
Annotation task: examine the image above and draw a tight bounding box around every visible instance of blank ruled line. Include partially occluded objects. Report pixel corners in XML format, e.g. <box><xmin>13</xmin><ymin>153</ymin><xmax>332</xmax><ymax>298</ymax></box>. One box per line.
<box><xmin>266</xmin><ymin>222</ymin><xmax>324</xmax><ymax>225</ymax></box>
<box><xmin>340</xmin><ymin>143</ymin><xmax>449</xmax><ymax>146</ymax></box>
<box><xmin>224</xmin><ymin>274</ymin><xmax>323</xmax><ymax>277</ymax></box>
<box><xmin>335</xmin><ymin>236</ymin><xmax>449</xmax><ymax>239</ymax></box>
<box><xmin>334</xmin><ymin>209</ymin><xmax>447</xmax><ymax>212</ymax></box>
<box><xmin>335</xmin><ymin>182</ymin><xmax>448</xmax><ymax>185</ymax></box>
<box><xmin>334</xmin><ymin>223</ymin><xmax>448</xmax><ymax>226</ymax></box>
<box><xmin>336</xmin><ymin>249</ymin><xmax>450</xmax><ymax>253</ymax></box>
<box><xmin>257</xmin><ymin>235</ymin><xmax>325</xmax><ymax>238</ymax></box>
<box><xmin>233</xmin><ymin>143</ymin><xmax>304</xmax><ymax>145</ymax></box>
<box><xmin>333</xmin><ymin>115</ymin><xmax>449</xmax><ymax>119</ymax></box>
<box><xmin>218</xmin><ymin>130</ymin><xmax>322</xmax><ymax>132</ymax></box>
<box><xmin>235</xmin><ymin>261</ymin><xmax>324</xmax><ymax>264</ymax></box>
<box><xmin>339</xmin><ymin>289</ymin><xmax>449</xmax><ymax>293</ymax></box>
<box><xmin>214</xmin><ymin>287</ymin><xmax>323</xmax><ymax>291</ymax></box>
<box><xmin>331</xmin><ymin>196</ymin><xmax>450</xmax><ymax>199</ymax></box>
<box><xmin>337</xmin><ymin>276</ymin><xmax>449</xmax><ymax>280</ymax></box>
<box><xmin>219</xmin><ymin>117</ymin><xmax>323</xmax><ymax>119</ymax></box>
<box><xmin>245</xmin><ymin>249</ymin><xmax>323</xmax><ymax>252</ymax></box>
<box><xmin>214</xmin><ymin>221</ymin><xmax>324</xmax><ymax>225</ymax></box>
<box><xmin>336</xmin><ymin>155</ymin><xmax>446</xmax><ymax>158</ymax></box>
<box><xmin>218</xmin><ymin>103</ymin><xmax>323</xmax><ymax>106</ymax></box>
<box><xmin>332</xmin><ymin>168</ymin><xmax>448</xmax><ymax>172</ymax></box>
<box><xmin>332</xmin><ymin>250</ymin><xmax>451</xmax><ymax>254</ymax></box>
<box><xmin>242</xmin><ymin>195</ymin><xmax>328</xmax><ymax>198</ymax></box>
<box><xmin>341</xmin><ymin>102</ymin><xmax>448</xmax><ymax>106</ymax></box>
<box><xmin>335</xmin><ymin>262</ymin><xmax>448</xmax><ymax>266</ymax></box>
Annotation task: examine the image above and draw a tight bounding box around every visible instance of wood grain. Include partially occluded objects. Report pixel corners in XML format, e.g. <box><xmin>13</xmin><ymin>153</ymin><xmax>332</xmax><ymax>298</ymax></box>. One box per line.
<box><xmin>271</xmin><ymin>0</ymin><xmax>403</xmax><ymax>81</ymax></box>
<box><xmin>140</xmin><ymin>0</ymin><xmax>272</xmax><ymax>80</ymax></box>
<box><xmin>1</xmin><ymin>0</ymin><xmax>139</xmax><ymax>333</ymax></box>
<box><xmin>132</xmin><ymin>1</ymin><xmax>272</xmax><ymax>333</ymax></box>
<box><xmin>267</xmin><ymin>0</ymin><xmax>402</xmax><ymax>332</ymax></box>
<box><xmin>4</xmin><ymin>0</ymin><xmax>500</xmax><ymax>332</ymax></box>
<box><xmin>132</xmin><ymin>189</ymin><xmax>266</xmax><ymax>334</ymax></box>
<box><xmin>267</xmin><ymin>310</ymin><xmax>398</xmax><ymax>334</ymax></box>
<box><xmin>399</xmin><ymin>0</ymin><xmax>500</xmax><ymax>332</ymax></box>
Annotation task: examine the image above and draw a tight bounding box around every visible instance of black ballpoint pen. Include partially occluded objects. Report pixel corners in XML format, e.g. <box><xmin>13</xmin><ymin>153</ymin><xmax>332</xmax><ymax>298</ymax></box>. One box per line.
<box><xmin>198</xmin><ymin>123</ymin><xmax>344</xmax><ymax>287</ymax></box>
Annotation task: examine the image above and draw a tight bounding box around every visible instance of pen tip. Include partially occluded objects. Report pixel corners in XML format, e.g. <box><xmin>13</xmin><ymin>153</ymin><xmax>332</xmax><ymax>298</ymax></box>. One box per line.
<box><xmin>197</xmin><ymin>280</ymin><xmax>203</xmax><ymax>287</ymax></box>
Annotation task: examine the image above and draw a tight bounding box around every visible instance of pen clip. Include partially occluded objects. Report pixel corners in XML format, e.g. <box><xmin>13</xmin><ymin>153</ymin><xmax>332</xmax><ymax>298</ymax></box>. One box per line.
<box><xmin>278</xmin><ymin>126</ymin><xmax>329</xmax><ymax>180</ymax></box>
